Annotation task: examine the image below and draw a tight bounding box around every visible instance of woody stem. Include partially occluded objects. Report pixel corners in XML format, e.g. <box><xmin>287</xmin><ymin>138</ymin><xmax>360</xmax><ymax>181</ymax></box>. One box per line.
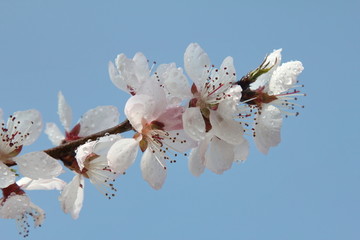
<box><xmin>6</xmin><ymin>119</ymin><xmax>133</xmax><ymax>167</ymax></box>
<box><xmin>45</xmin><ymin>119</ymin><xmax>133</xmax><ymax>165</ymax></box>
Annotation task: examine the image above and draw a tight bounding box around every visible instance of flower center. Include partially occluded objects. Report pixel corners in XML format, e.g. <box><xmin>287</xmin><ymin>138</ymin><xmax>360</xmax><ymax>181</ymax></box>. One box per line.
<box><xmin>136</xmin><ymin>120</ymin><xmax>165</xmax><ymax>152</ymax></box>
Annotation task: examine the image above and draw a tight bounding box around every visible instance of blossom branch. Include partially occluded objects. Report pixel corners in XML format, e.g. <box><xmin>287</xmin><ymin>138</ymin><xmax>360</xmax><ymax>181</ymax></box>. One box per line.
<box><xmin>5</xmin><ymin>119</ymin><xmax>133</xmax><ymax>167</ymax></box>
<box><xmin>44</xmin><ymin>119</ymin><xmax>133</xmax><ymax>166</ymax></box>
<box><xmin>0</xmin><ymin>43</ymin><xmax>305</xmax><ymax>237</ymax></box>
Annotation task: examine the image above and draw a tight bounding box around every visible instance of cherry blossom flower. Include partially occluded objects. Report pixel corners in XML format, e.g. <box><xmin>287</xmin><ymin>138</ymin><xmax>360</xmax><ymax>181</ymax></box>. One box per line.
<box><xmin>0</xmin><ymin>109</ymin><xmax>64</xmax><ymax>235</ymax></box>
<box><xmin>185</xmin><ymin>102</ymin><xmax>249</xmax><ymax>176</ymax></box>
<box><xmin>59</xmin><ymin>135</ymin><xmax>121</xmax><ymax>219</ymax></box>
<box><xmin>0</xmin><ymin>109</ymin><xmax>42</xmax><ymax>164</ymax></box>
<box><xmin>182</xmin><ymin>43</ymin><xmax>248</xmax><ymax>175</ymax></box>
<box><xmin>237</xmin><ymin>49</ymin><xmax>304</xmax><ymax>154</ymax></box>
<box><xmin>109</xmin><ymin>52</ymin><xmax>192</xmax><ymax>101</ymax></box>
<box><xmin>0</xmin><ymin>178</ymin><xmax>66</xmax><ymax>237</ymax></box>
<box><xmin>45</xmin><ymin>91</ymin><xmax>120</xmax><ymax>145</ymax></box>
<box><xmin>108</xmin><ymin>52</ymin><xmax>151</xmax><ymax>95</ymax></box>
<box><xmin>107</xmin><ymin>81</ymin><xmax>196</xmax><ymax>190</ymax></box>
<box><xmin>183</xmin><ymin>43</ymin><xmax>244</xmax><ymax>142</ymax></box>
<box><xmin>0</xmin><ymin>109</ymin><xmax>64</xmax><ymax>188</ymax></box>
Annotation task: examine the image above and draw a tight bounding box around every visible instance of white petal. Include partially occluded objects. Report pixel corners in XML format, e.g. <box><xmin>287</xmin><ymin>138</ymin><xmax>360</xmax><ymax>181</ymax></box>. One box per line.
<box><xmin>153</xmin><ymin>63</ymin><xmax>175</xmax><ymax>85</ymax></box>
<box><xmin>92</xmin><ymin>134</ymin><xmax>123</xmax><ymax>155</ymax></box>
<box><xmin>216</xmin><ymin>97</ymin><xmax>241</xmax><ymax>117</ymax></box>
<box><xmin>114</xmin><ymin>52</ymin><xmax>150</xmax><ymax>94</ymax></box>
<box><xmin>107</xmin><ymin>138</ymin><xmax>138</xmax><ymax>174</ymax></box>
<box><xmin>125</xmin><ymin>94</ymin><xmax>165</xmax><ymax>131</ymax></box>
<box><xmin>75</xmin><ymin>141</ymin><xmax>96</xmax><ymax>171</ymax></box>
<box><xmin>17</xmin><ymin>177</ymin><xmax>66</xmax><ymax>191</ymax></box>
<box><xmin>125</xmin><ymin>97</ymin><xmax>149</xmax><ymax>132</ymax></box>
<box><xmin>234</xmin><ymin>139</ymin><xmax>249</xmax><ymax>162</ymax></box>
<box><xmin>133</xmin><ymin>52</ymin><xmax>150</xmax><ymax>83</ymax></box>
<box><xmin>135</xmin><ymin>77</ymin><xmax>167</xmax><ymax>105</ymax></box>
<box><xmin>45</xmin><ymin>122</ymin><xmax>65</xmax><ymax>146</ymax></box>
<box><xmin>224</xmin><ymin>84</ymin><xmax>243</xmax><ymax>103</ymax></box>
<box><xmin>16</xmin><ymin>151</ymin><xmax>63</xmax><ymax>179</ymax></box>
<box><xmin>0</xmin><ymin>194</ymin><xmax>45</xmax><ymax>231</ymax></box>
<box><xmin>141</xmin><ymin>148</ymin><xmax>167</xmax><ymax>190</ymax></box>
<box><xmin>188</xmin><ymin>137</ymin><xmax>209</xmax><ymax>176</ymax></box>
<box><xmin>219</xmin><ymin>56</ymin><xmax>236</xmax><ymax>85</ymax></box>
<box><xmin>205</xmin><ymin>137</ymin><xmax>235</xmax><ymax>174</ymax></box>
<box><xmin>58</xmin><ymin>91</ymin><xmax>72</xmax><ymax>131</ymax></box>
<box><xmin>209</xmin><ymin>110</ymin><xmax>245</xmax><ymax>145</ymax></box>
<box><xmin>75</xmin><ymin>134</ymin><xmax>121</xmax><ymax>171</ymax></box>
<box><xmin>11</xmin><ymin>109</ymin><xmax>43</xmax><ymax>146</ymax></box>
<box><xmin>162</xmin><ymin>129</ymin><xmax>198</xmax><ymax>153</ymax></box>
<box><xmin>156</xmin><ymin>63</ymin><xmax>192</xmax><ymax>100</ymax></box>
<box><xmin>0</xmin><ymin>194</ymin><xmax>30</xmax><ymax>219</ymax></box>
<box><xmin>269</xmin><ymin>61</ymin><xmax>304</xmax><ymax>95</ymax></box>
<box><xmin>108</xmin><ymin>61</ymin><xmax>128</xmax><ymax>92</ymax></box>
<box><xmin>79</xmin><ymin>105</ymin><xmax>120</xmax><ymax>136</ymax></box>
<box><xmin>0</xmin><ymin>162</ymin><xmax>15</xmax><ymax>188</ymax></box>
<box><xmin>59</xmin><ymin>174</ymin><xmax>84</xmax><ymax>219</ymax></box>
<box><xmin>182</xmin><ymin>107</ymin><xmax>206</xmax><ymax>141</ymax></box>
<box><xmin>254</xmin><ymin>105</ymin><xmax>283</xmax><ymax>154</ymax></box>
<box><xmin>184</xmin><ymin>43</ymin><xmax>211</xmax><ymax>88</ymax></box>
<box><xmin>115</xmin><ymin>53</ymin><xmax>141</xmax><ymax>93</ymax></box>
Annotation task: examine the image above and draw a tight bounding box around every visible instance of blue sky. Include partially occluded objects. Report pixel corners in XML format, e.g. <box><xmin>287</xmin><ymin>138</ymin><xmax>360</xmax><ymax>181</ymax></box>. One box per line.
<box><xmin>0</xmin><ymin>0</ymin><xmax>359</xmax><ymax>239</ymax></box>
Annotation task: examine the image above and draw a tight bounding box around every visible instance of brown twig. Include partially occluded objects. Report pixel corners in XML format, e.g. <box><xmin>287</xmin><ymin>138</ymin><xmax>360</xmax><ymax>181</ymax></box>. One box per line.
<box><xmin>43</xmin><ymin>119</ymin><xmax>133</xmax><ymax>165</ymax></box>
<box><xmin>6</xmin><ymin>119</ymin><xmax>133</xmax><ymax>168</ymax></box>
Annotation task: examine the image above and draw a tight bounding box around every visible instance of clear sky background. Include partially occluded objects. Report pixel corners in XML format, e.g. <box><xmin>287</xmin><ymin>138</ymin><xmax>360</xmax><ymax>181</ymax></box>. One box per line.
<box><xmin>0</xmin><ymin>0</ymin><xmax>359</xmax><ymax>239</ymax></box>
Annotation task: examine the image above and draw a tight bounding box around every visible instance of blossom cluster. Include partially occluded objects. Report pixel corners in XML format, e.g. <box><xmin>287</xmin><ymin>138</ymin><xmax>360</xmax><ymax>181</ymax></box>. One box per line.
<box><xmin>0</xmin><ymin>43</ymin><xmax>304</xmax><ymax>237</ymax></box>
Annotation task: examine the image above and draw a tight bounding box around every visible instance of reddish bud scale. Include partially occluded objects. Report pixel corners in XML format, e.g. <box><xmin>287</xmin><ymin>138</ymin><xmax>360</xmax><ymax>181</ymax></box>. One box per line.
<box><xmin>65</xmin><ymin>123</ymin><xmax>81</xmax><ymax>142</ymax></box>
<box><xmin>241</xmin><ymin>87</ymin><xmax>278</xmax><ymax>109</ymax></box>
<box><xmin>189</xmin><ymin>98</ymin><xmax>198</xmax><ymax>108</ymax></box>
<box><xmin>191</xmin><ymin>83</ymin><xmax>198</xmax><ymax>94</ymax></box>
<box><xmin>1</xmin><ymin>183</ymin><xmax>25</xmax><ymax>200</ymax></box>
